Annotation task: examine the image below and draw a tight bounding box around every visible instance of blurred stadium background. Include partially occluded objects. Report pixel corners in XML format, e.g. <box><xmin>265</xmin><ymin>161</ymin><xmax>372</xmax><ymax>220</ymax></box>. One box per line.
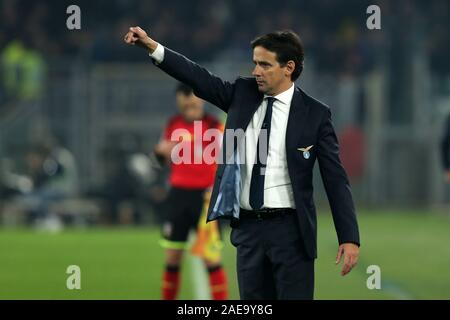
<box><xmin>0</xmin><ymin>0</ymin><xmax>449</xmax><ymax>299</ymax></box>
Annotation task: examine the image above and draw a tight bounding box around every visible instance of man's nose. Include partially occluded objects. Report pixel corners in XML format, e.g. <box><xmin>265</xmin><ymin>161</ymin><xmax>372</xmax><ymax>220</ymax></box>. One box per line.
<box><xmin>252</xmin><ymin>66</ymin><xmax>260</xmax><ymax>76</ymax></box>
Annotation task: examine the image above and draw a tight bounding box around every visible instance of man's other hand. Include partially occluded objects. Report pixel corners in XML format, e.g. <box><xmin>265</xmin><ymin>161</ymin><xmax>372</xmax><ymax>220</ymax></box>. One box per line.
<box><xmin>335</xmin><ymin>243</ymin><xmax>359</xmax><ymax>276</ymax></box>
<box><xmin>123</xmin><ymin>26</ymin><xmax>158</xmax><ymax>53</ymax></box>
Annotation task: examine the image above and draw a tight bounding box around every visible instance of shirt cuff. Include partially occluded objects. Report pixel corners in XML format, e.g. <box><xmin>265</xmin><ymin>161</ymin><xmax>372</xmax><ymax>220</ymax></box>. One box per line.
<box><xmin>148</xmin><ymin>43</ymin><xmax>165</xmax><ymax>64</ymax></box>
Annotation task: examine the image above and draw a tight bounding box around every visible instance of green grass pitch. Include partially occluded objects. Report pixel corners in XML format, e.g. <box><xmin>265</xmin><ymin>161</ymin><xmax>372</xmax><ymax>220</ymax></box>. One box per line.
<box><xmin>0</xmin><ymin>210</ymin><xmax>449</xmax><ymax>299</ymax></box>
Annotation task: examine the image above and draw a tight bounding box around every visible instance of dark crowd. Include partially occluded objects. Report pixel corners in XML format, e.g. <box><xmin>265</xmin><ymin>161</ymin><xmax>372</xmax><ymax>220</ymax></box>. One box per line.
<box><xmin>1</xmin><ymin>0</ymin><xmax>449</xmax><ymax>75</ymax></box>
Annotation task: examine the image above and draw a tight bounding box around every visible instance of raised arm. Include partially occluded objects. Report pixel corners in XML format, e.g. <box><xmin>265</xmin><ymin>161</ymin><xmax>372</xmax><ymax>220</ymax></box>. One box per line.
<box><xmin>124</xmin><ymin>26</ymin><xmax>234</xmax><ymax>112</ymax></box>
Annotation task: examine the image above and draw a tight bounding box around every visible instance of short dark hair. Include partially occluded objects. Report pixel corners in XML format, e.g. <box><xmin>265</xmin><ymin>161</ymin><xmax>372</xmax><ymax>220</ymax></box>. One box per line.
<box><xmin>175</xmin><ymin>82</ymin><xmax>194</xmax><ymax>96</ymax></box>
<box><xmin>251</xmin><ymin>30</ymin><xmax>304</xmax><ymax>81</ymax></box>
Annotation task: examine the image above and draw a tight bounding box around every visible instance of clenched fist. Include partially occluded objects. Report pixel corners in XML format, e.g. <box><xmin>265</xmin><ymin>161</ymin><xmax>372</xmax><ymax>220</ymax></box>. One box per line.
<box><xmin>123</xmin><ymin>26</ymin><xmax>158</xmax><ymax>53</ymax></box>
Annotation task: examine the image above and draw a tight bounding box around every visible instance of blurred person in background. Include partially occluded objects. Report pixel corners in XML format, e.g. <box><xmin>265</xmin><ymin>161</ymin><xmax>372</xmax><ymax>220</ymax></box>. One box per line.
<box><xmin>19</xmin><ymin>139</ymin><xmax>78</xmax><ymax>228</ymax></box>
<box><xmin>95</xmin><ymin>133</ymin><xmax>147</xmax><ymax>225</ymax></box>
<box><xmin>0</xmin><ymin>34</ymin><xmax>46</xmax><ymax>105</ymax></box>
<box><xmin>153</xmin><ymin>83</ymin><xmax>228</xmax><ymax>300</ymax></box>
<box><xmin>95</xmin><ymin>148</ymin><xmax>141</xmax><ymax>225</ymax></box>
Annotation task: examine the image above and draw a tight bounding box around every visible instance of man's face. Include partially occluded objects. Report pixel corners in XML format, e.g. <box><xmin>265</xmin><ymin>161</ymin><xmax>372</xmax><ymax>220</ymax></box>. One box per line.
<box><xmin>176</xmin><ymin>92</ymin><xmax>204</xmax><ymax>122</ymax></box>
<box><xmin>252</xmin><ymin>46</ymin><xmax>292</xmax><ymax>96</ymax></box>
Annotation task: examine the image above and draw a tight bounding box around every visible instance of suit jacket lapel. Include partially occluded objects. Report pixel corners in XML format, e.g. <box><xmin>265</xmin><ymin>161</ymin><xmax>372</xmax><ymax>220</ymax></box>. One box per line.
<box><xmin>286</xmin><ymin>87</ymin><xmax>309</xmax><ymax>152</ymax></box>
<box><xmin>236</xmin><ymin>88</ymin><xmax>264</xmax><ymax>131</ymax></box>
<box><xmin>229</xmin><ymin>84</ymin><xmax>308</xmax><ymax>154</ymax></box>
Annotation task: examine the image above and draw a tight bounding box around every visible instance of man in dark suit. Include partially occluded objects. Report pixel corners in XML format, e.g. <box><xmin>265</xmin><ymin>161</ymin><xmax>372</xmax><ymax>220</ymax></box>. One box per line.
<box><xmin>124</xmin><ymin>26</ymin><xmax>360</xmax><ymax>300</ymax></box>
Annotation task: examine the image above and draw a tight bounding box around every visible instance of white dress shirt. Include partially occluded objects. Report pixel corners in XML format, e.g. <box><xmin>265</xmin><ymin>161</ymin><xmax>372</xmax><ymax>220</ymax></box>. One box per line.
<box><xmin>150</xmin><ymin>44</ymin><xmax>296</xmax><ymax>210</ymax></box>
<box><xmin>239</xmin><ymin>85</ymin><xmax>296</xmax><ymax>210</ymax></box>
<box><xmin>149</xmin><ymin>43</ymin><xmax>165</xmax><ymax>63</ymax></box>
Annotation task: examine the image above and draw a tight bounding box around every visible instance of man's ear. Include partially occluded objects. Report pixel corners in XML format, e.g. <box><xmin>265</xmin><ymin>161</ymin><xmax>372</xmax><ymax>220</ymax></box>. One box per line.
<box><xmin>285</xmin><ymin>60</ymin><xmax>296</xmax><ymax>78</ymax></box>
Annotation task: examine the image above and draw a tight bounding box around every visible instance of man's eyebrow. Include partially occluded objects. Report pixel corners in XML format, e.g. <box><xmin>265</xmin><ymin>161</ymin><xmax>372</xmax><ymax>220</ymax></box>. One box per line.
<box><xmin>253</xmin><ymin>60</ymin><xmax>272</xmax><ymax>66</ymax></box>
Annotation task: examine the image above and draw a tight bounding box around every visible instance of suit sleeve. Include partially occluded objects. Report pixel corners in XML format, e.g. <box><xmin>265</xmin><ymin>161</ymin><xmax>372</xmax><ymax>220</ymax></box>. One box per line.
<box><xmin>153</xmin><ymin>47</ymin><xmax>235</xmax><ymax>113</ymax></box>
<box><xmin>317</xmin><ymin>108</ymin><xmax>360</xmax><ymax>246</ymax></box>
<box><xmin>441</xmin><ymin>115</ymin><xmax>450</xmax><ymax>170</ymax></box>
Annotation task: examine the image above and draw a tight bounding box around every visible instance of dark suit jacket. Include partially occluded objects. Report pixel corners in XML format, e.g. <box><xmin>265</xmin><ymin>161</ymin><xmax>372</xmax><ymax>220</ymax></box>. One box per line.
<box><xmin>154</xmin><ymin>47</ymin><xmax>360</xmax><ymax>259</ymax></box>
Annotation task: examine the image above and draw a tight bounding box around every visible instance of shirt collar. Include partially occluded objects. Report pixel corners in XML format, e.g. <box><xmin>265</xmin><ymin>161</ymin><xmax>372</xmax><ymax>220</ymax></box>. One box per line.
<box><xmin>264</xmin><ymin>83</ymin><xmax>295</xmax><ymax>106</ymax></box>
